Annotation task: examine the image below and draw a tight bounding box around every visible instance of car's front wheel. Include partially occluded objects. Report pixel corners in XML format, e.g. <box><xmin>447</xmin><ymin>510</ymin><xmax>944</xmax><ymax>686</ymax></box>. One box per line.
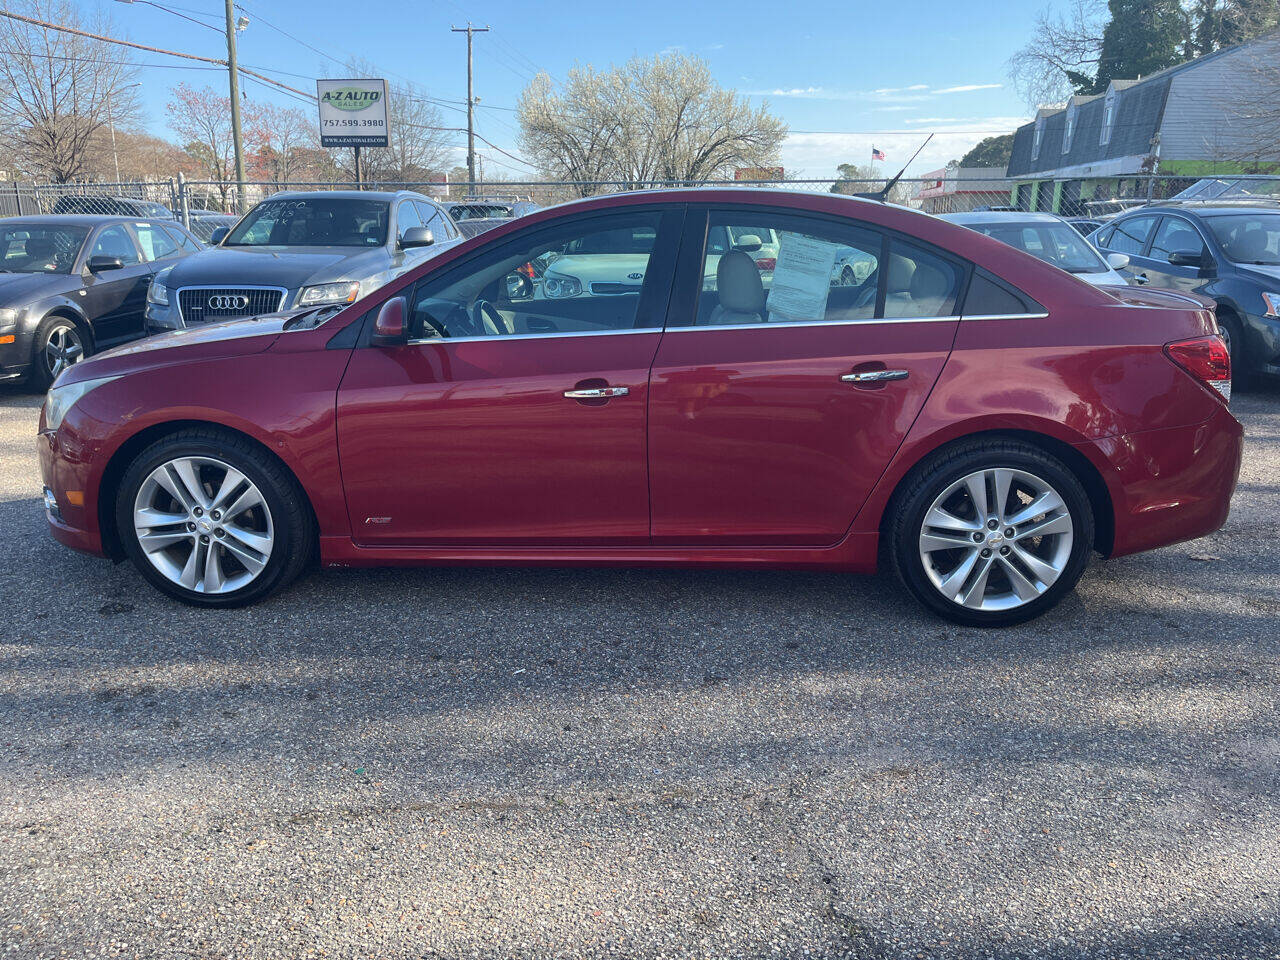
<box><xmin>888</xmin><ymin>440</ymin><xmax>1094</xmax><ymax>627</ymax></box>
<box><xmin>30</xmin><ymin>315</ymin><xmax>90</xmax><ymax>390</ymax></box>
<box><xmin>115</xmin><ymin>430</ymin><xmax>313</xmax><ymax>607</ymax></box>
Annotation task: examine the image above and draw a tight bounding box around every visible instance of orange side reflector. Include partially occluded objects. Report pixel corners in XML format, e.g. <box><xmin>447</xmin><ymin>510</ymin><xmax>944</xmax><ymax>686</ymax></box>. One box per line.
<box><xmin>65</xmin><ymin>490</ymin><xmax>84</xmax><ymax>506</ymax></box>
<box><xmin>0</xmin><ymin>335</ymin><xmax>13</xmax><ymax>345</ymax></box>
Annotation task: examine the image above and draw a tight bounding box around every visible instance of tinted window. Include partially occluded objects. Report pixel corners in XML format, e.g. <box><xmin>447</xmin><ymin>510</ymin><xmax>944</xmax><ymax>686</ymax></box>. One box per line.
<box><xmin>963</xmin><ymin>273</ymin><xmax>1039</xmax><ymax>317</ymax></box>
<box><xmin>225</xmin><ymin>197</ymin><xmax>389</xmax><ymax>247</ymax></box>
<box><xmin>406</xmin><ymin>211</ymin><xmax>665</xmax><ymax>340</ymax></box>
<box><xmin>134</xmin><ymin>222</ymin><xmax>180</xmax><ymax>261</ymax></box>
<box><xmin>417</xmin><ymin>201</ymin><xmax>457</xmax><ymax>239</ymax></box>
<box><xmin>883</xmin><ymin>240</ymin><xmax>963</xmax><ymax>319</ymax></box>
<box><xmin>1206</xmin><ymin>213</ymin><xmax>1280</xmax><ymax>265</ymax></box>
<box><xmin>1101</xmin><ymin>215</ymin><xmax>1157</xmax><ymax>256</ymax></box>
<box><xmin>163</xmin><ymin>224</ymin><xmax>201</xmax><ymax>252</ymax></box>
<box><xmin>692</xmin><ymin>212</ymin><xmax>884</xmax><ymax>326</ymax></box>
<box><xmin>89</xmin><ymin>224</ymin><xmax>140</xmax><ymax>265</ymax></box>
<box><xmin>1149</xmin><ymin>217</ymin><xmax>1206</xmax><ymax>263</ymax></box>
<box><xmin>0</xmin><ymin>224</ymin><xmax>88</xmax><ymax>274</ymax></box>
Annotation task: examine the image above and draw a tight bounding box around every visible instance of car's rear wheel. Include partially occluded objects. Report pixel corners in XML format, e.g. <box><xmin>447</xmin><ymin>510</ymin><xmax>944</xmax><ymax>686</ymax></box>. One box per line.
<box><xmin>888</xmin><ymin>440</ymin><xmax>1094</xmax><ymax>627</ymax></box>
<box><xmin>30</xmin><ymin>315</ymin><xmax>90</xmax><ymax>391</ymax></box>
<box><xmin>115</xmin><ymin>430</ymin><xmax>313</xmax><ymax>607</ymax></box>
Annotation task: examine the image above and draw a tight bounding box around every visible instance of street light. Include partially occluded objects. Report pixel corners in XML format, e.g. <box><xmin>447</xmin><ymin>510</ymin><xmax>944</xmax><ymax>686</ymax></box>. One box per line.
<box><xmin>106</xmin><ymin>81</ymin><xmax>142</xmax><ymax>183</ymax></box>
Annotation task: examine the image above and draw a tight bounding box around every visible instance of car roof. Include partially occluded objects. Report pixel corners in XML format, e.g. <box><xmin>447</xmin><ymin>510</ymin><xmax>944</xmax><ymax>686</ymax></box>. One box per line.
<box><xmin>1139</xmin><ymin>204</ymin><xmax>1280</xmax><ymax>219</ymax></box>
<box><xmin>939</xmin><ymin>211</ymin><xmax>1065</xmax><ymax>224</ymax></box>
<box><xmin>0</xmin><ymin>215</ymin><xmax>153</xmax><ymax>227</ymax></box>
<box><xmin>264</xmin><ymin>190</ymin><xmax>430</xmax><ymax>203</ymax></box>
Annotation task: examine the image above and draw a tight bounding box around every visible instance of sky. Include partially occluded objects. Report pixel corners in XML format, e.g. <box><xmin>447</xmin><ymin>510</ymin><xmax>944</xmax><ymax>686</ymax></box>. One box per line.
<box><xmin>89</xmin><ymin>0</ymin><xmax>1042</xmax><ymax>180</ymax></box>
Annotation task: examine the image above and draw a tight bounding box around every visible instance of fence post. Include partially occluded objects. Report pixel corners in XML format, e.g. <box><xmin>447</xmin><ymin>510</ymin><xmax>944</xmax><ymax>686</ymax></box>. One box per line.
<box><xmin>177</xmin><ymin>173</ymin><xmax>191</xmax><ymax>229</ymax></box>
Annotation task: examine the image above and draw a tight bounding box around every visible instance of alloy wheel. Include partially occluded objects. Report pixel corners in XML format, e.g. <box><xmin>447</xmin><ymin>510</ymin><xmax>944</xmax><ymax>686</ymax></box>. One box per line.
<box><xmin>917</xmin><ymin>467</ymin><xmax>1074</xmax><ymax>611</ymax></box>
<box><xmin>44</xmin><ymin>324</ymin><xmax>83</xmax><ymax>380</ymax></box>
<box><xmin>132</xmin><ymin>456</ymin><xmax>274</xmax><ymax>595</ymax></box>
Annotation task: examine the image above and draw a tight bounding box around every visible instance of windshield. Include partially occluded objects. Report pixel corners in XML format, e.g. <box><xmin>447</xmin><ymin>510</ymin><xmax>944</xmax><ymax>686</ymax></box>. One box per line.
<box><xmin>224</xmin><ymin>197</ymin><xmax>389</xmax><ymax>247</ymax></box>
<box><xmin>1207</xmin><ymin>213</ymin><xmax>1280</xmax><ymax>265</ymax></box>
<box><xmin>0</xmin><ymin>224</ymin><xmax>88</xmax><ymax>274</ymax></box>
<box><xmin>189</xmin><ymin>216</ymin><xmax>237</xmax><ymax>243</ymax></box>
<box><xmin>967</xmin><ymin>221</ymin><xmax>1108</xmax><ymax>273</ymax></box>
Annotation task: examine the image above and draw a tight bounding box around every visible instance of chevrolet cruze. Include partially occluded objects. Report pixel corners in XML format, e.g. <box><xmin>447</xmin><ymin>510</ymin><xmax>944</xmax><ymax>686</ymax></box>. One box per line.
<box><xmin>39</xmin><ymin>189</ymin><xmax>1242</xmax><ymax>626</ymax></box>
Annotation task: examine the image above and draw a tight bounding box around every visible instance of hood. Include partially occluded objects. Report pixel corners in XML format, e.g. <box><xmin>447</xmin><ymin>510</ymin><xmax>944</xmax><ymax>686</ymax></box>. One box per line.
<box><xmin>545</xmin><ymin>253</ymin><xmax>650</xmax><ymax>284</ymax></box>
<box><xmin>59</xmin><ymin>312</ymin><xmax>291</xmax><ymax>385</ymax></box>
<box><xmin>160</xmin><ymin>244</ymin><xmax>390</xmax><ymax>290</ymax></box>
<box><xmin>0</xmin><ymin>270</ymin><xmax>73</xmax><ymax>303</ymax></box>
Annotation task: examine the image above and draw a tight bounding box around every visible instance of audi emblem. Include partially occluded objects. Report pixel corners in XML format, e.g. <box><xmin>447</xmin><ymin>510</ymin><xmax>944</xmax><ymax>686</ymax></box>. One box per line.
<box><xmin>208</xmin><ymin>294</ymin><xmax>250</xmax><ymax>310</ymax></box>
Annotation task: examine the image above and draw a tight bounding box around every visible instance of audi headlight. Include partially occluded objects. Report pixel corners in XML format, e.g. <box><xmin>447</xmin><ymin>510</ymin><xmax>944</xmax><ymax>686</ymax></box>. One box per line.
<box><xmin>298</xmin><ymin>281</ymin><xmax>361</xmax><ymax>307</ymax></box>
<box><xmin>543</xmin><ymin>274</ymin><xmax>582</xmax><ymax>299</ymax></box>
<box><xmin>147</xmin><ymin>268</ymin><xmax>172</xmax><ymax>306</ymax></box>
<box><xmin>44</xmin><ymin>375</ymin><xmax>121</xmax><ymax>430</ymax></box>
<box><xmin>1262</xmin><ymin>291</ymin><xmax>1280</xmax><ymax>318</ymax></box>
<box><xmin>0</xmin><ymin>306</ymin><xmax>19</xmax><ymax>328</ymax></box>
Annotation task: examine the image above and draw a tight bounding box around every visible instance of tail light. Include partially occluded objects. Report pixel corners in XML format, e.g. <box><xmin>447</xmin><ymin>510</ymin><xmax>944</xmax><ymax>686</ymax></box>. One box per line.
<box><xmin>754</xmin><ymin>257</ymin><xmax>776</xmax><ymax>272</ymax></box>
<box><xmin>1164</xmin><ymin>335</ymin><xmax>1231</xmax><ymax>403</ymax></box>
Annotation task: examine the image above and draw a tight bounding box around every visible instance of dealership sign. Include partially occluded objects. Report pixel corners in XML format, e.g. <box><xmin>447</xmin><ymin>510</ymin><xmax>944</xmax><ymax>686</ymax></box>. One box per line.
<box><xmin>316</xmin><ymin>78</ymin><xmax>389</xmax><ymax>148</ymax></box>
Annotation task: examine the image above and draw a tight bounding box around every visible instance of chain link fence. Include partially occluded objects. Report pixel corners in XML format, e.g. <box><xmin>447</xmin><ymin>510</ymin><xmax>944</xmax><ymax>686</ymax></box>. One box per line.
<box><xmin>0</xmin><ymin>173</ymin><xmax>1251</xmax><ymax>231</ymax></box>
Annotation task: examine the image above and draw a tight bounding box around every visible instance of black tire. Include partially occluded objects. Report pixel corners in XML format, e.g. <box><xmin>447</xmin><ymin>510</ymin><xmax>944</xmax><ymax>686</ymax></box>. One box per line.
<box><xmin>115</xmin><ymin>429</ymin><xmax>314</xmax><ymax>607</ymax></box>
<box><xmin>1216</xmin><ymin>310</ymin><xmax>1250</xmax><ymax>392</ymax></box>
<box><xmin>28</xmin><ymin>314</ymin><xmax>91</xmax><ymax>391</ymax></box>
<box><xmin>887</xmin><ymin>439</ymin><xmax>1095</xmax><ymax>627</ymax></box>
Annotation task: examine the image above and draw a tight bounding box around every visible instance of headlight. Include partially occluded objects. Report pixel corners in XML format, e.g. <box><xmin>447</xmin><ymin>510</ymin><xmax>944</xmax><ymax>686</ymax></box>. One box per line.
<box><xmin>147</xmin><ymin>271</ymin><xmax>170</xmax><ymax>306</ymax></box>
<box><xmin>1262</xmin><ymin>291</ymin><xmax>1280</xmax><ymax>318</ymax></box>
<box><xmin>543</xmin><ymin>274</ymin><xmax>582</xmax><ymax>299</ymax></box>
<box><xmin>44</xmin><ymin>375</ymin><xmax>121</xmax><ymax>430</ymax></box>
<box><xmin>298</xmin><ymin>281</ymin><xmax>361</xmax><ymax>307</ymax></box>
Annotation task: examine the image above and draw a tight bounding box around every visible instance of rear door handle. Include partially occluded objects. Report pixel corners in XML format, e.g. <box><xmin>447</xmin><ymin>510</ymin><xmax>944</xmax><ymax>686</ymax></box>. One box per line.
<box><xmin>841</xmin><ymin>369</ymin><xmax>908</xmax><ymax>384</ymax></box>
<box><xmin>563</xmin><ymin>386</ymin><xmax>629</xmax><ymax>399</ymax></box>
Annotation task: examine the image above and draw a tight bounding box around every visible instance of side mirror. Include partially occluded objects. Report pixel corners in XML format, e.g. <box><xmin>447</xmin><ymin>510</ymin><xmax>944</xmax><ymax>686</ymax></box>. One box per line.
<box><xmin>503</xmin><ymin>272</ymin><xmax>533</xmax><ymax>300</ymax></box>
<box><xmin>399</xmin><ymin>227</ymin><xmax>434</xmax><ymax>249</ymax></box>
<box><xmin>86</xmin><ymin>255</ymin><xmax>124</xmax><ymax>273</ymax></box>
<box><xmin>1167</xmin><ymin>250</ymin><xmax>1200</xmax><ymax>267</ymax></box>
<box><xmin>1105</xmin><ymin>252</ymin><xmax>1130</xmax><ymax>271</ymax></box>
<box><xmin>370</xmin><ymin>296</ymin><xmax>408</xmax><ymax>347</ymax></box>
<box><xmin>732</xmin><ymin>234</ymin><xmax>763</xmax><ymax>252</ymax></box>
<box><xmin>210</xmin><ymin>226</ymin><xmax>230</xmax><ymax>245</ymax></box>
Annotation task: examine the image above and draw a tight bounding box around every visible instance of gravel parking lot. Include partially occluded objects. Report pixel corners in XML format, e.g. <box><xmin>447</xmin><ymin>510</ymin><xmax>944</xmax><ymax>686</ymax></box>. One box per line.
<box><xmin>1</xmin><ymin>383</ymin><xmax>1278</xmax><ymax>959</ymax></box>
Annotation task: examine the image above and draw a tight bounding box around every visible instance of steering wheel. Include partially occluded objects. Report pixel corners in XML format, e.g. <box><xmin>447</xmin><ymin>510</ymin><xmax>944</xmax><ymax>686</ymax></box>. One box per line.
<box><xmin>471</xmin><ymin>298</ymin><xmax>510</xmax><ymax>337</ymax></box>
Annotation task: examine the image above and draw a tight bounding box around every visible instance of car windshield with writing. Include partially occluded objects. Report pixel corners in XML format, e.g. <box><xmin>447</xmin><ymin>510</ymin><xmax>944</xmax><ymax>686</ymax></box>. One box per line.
<box><xmin>0</xmin><ymin>224</ymin><xmax>88</xmax><ymax>274</ymax></box>
<box><xmin>223</xmin><ymin>198</ymin><xmax>390</xmax><ymax>247</ymax></box>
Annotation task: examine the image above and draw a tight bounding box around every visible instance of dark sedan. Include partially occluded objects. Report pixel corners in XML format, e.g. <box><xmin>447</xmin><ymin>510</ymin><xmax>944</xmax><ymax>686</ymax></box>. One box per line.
<box><xmin>0</xmin><ymin>216</ymin><xmax>202</xmax><ymax>389</ymax></box>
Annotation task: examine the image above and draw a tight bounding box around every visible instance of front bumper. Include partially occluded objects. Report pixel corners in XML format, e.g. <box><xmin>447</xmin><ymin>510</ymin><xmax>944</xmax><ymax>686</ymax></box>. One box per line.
<box><xmin>1090</xmin><ymin>402</ymin><xmax>1243</xmax><ymax>558</ymax></box>
<box><xmin>1241</xmin><ymin>310</ymin><xmax>1280</xmax><ymax>377</ymax></box>
<box><xmin>145</xmin><ymin>289</ymin><xmax>299</xmax><ymax>334</ymax></box>
<box><xmin>39</xmin><ymin>425</ymin><xmax>107</xmax><ymax>557</ymax></box>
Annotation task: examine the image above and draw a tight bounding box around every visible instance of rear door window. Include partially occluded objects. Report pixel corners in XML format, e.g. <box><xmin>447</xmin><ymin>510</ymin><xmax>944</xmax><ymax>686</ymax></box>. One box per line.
<box><xmin>1102</xmin><ymin>215</ymin><xmax>1157</xmax><ymax>256</ymax></box>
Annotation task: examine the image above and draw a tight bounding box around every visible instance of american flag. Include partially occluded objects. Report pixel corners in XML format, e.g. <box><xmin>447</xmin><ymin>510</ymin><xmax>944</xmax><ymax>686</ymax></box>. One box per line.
<box><xmin>871</xmin><ymin>146</ymin><xmax>886</xmax><ymax>161</ymax></box>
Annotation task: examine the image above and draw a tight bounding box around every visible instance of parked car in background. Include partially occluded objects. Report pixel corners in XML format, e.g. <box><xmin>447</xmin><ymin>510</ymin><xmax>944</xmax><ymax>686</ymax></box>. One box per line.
<box><xmin>1064</xmin><ymin>217</ymin><xmax>1105</xmax><ymax>236</ymax></box>
<box><xmin>453</xmin><ymin>217</ymin><xmax>510</xmax><ymax>240</ymax></box>
<box><xmin>185</xmin><ymin>212</ymin><xmax>239</xmax><ymax>245</ymax></box>
<box><xmin>442</xmin><ymin>198</ymin><xmax>541</xmax><ymax>222</ymax></box>
<box><xmin>940</xmin><ymin>211</ymin><xmax>1131</xmax><ymax>286</ymax></box>
<box><xmin>144</xmin><ymin>190</ymin><xmax>463</xmax><ymax>331</ymax></box>
<box><xmin>51</xmin><ymin>195</ymin><xmax>177</xmax><ymax>220</ymax></box>
<box><xmin>1092</xmin><ymin>204</ymin><xmax>1280</xmax><ymax>384</ymax></box>
<box><xmin>41</xmin><ymin>189</ymin><xmax>1239</xmax><ymax>628</ymax></box>
<box><xmin>0</xmin><ymin>216</ymin><xmax>201</xmax><ymax>388</ymax></box>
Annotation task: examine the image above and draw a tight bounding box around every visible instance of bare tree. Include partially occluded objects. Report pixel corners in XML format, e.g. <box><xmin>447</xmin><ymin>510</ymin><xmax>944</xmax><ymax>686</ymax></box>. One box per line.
<box><xmin>1008</xmin><ymin>0</ymin><xmax>1107</xmax><ymax>108</ymax></box>
<box><xmin>0</xmin><ymin>0</ymin><xmax>142</xmax><ymax>182</ymax></box>
<box><xmin>167</xmin><ymin>83</ymin><xmax>246</xmax><ymax>207</ymax></box>
<box><xmin>517</xmin><ymin>52</ymin><xmax>787</xmax><ymax>195</ymax></box>
<box><xmin>248</xmin><ymin>102</ymin><xmax>323</xmax><ymax>183</ymax></box>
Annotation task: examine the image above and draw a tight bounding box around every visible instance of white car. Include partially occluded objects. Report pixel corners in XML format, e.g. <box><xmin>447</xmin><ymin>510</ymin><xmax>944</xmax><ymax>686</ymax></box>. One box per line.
<box><xmin>939</xmin><ymin>211</ymin><xmax>1131</xmax><ymax>286</ymax></box>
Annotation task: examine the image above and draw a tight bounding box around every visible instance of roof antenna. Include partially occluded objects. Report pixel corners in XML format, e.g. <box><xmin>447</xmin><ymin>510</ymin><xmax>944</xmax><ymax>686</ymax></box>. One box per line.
<box><xmin>855</xmin><ymin>134</ymin><xmax>934</xmax><ymax>202</ymax></box>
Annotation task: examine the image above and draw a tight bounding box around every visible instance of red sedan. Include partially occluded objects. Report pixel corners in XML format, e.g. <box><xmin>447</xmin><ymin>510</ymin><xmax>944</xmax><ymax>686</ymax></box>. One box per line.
<box><xmin>38</xmin><ymin>189</ymin><xmax>1241</xmax><ymax>626</ymax></box>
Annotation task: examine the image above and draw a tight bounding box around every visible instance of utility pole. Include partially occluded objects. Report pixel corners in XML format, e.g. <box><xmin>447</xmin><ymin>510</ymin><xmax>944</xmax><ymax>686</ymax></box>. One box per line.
<box><xmin>451</xmin><ymin>22</ymin><xmax>489</xmax><ymax>187</ymax></box>
<box><xmin>224</xmin><ymin>0</ymin><xmax>247</xmax><ymax>212</ymax></box>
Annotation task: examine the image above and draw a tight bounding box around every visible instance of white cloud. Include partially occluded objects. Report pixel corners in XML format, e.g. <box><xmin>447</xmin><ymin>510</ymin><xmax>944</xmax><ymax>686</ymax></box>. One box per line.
<box><xmin>752</xmin><ymin>81</ymin><xmax>1002</xmax><ymax>103</ymax></box>
<box><xmin>874</xmin><ymin>105</ymin><xmax>914</xmax><ymax>112</ymax></box>
<box><xmin>934</xmin><ymin>83</ymin><xmax>1003</xmax><ymax>94</ymax></box>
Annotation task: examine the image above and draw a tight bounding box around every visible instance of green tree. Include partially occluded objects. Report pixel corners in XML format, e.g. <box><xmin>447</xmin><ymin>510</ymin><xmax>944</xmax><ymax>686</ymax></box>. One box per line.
<box><xmin>958</xmin><ymin>134</ymin><xmax>1015</xmax><ymax>168</ymax></box>
<box><xmin>1087</xmin><ymin>0</ymin><xmax>1189</xmax><ymax>92</ymax></box>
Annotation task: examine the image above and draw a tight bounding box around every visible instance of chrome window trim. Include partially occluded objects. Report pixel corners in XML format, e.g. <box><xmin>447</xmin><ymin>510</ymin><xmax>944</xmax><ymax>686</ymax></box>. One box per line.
<box><xmin>961</xmin><ymin>312</ymin><xmax>1050</xmax><ymax>321</ymax></box>
<box><xmin>405</xmin><ymin>327</ymin><xmax>655</xmax><ymax>346</ymax></box>
<box><xmin>664</xmin><ymin>315</ymin><xmax>963</xmax><ymax>332</ymax></box>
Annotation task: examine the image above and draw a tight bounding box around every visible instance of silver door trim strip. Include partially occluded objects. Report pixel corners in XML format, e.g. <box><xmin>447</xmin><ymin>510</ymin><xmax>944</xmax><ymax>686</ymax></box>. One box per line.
<box><xmin>406</xmin><ymin>327</ymin><xmax>655</xmax><ymax>346</ymax></box>
<box><xmin>961</xmin><ymin>312</ymin><xmax>1050</xmax><ymax>321</ymax></box>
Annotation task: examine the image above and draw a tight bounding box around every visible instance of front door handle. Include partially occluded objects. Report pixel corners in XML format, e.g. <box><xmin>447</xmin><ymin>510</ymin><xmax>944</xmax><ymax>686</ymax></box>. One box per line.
<box><xmin>563</xmin><ymin>386</ymin><xmax>629</xmax><ymax>399</ymax></box>
<box><xmin>841</xmin><ymin>369</ymin><xmax>908</xmax><ymax>384</ymax></box>
<box><xmin>1133</xmin><ymin>273</ymin><xmax>1150</xmax><ymax>285</ymax></box>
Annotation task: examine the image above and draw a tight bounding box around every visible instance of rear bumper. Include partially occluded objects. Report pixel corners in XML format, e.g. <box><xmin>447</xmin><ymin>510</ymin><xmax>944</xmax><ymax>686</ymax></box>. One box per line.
<box><xmin>1088</xmin><ymin>403</ymin><xmax>1243</xmax><ymax>558</ymax></box>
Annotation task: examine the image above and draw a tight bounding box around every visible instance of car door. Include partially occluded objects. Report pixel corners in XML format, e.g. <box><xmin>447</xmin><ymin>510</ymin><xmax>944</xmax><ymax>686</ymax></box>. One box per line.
<box><xmin>646</xmin><ymin>207</ymin><xmax>964</xmax><ymax>546</ymax></box>
<box><xmin>335</xmin><ymin>205</ymin><xmax>684</xmax><ymax>546</ymax></box>
<box><xmin>1097</xmin><ymin>214</ymin><xmax>1160</xmax><ymax>286</ymax></box>
<box><xmin>78</xmin><ymin>223</ymin><xmax>152</xmax><ymax>347</ymax></box>
<box><xmin>1143</xmin><ymin>214</ymin><xmax>1212</xmax><ymax>292</ymax></box>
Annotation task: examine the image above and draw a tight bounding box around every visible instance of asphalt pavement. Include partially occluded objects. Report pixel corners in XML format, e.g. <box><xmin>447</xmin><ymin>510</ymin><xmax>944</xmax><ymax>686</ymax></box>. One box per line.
<box><xmin>1</xmin><ymin>382</ymin><xmax>1278</xmax><ymax>959</ymax></box>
